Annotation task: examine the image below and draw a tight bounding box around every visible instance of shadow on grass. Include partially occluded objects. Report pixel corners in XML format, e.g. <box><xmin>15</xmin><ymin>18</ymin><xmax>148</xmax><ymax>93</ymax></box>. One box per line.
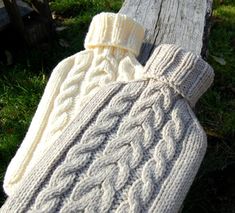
<box><xmin>182</xmin><ymin>1</ymin><xmax>235</xmax><ymax>212</ymax></box>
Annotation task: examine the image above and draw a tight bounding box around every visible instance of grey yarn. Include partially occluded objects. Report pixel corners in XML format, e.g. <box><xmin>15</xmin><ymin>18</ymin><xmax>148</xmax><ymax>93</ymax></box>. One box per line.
<box><xmin>0</xmin><ymin>44</ymin><xmax>214</xmax><ymax>213</ymax></box>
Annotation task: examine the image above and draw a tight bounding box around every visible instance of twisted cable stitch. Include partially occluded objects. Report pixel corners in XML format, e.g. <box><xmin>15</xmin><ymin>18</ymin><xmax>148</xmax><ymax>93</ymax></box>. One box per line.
<box><xmin>116</xmin><ymin>99</ymin><xmax>190</xmax><ymax>213</ymax></box>
<box><xmin>38</xmin><ymin>52</ymin><xmax>93</xmax><ymax>146</ymax></box>
<box><xmin>81</xmin><ymin>48</ymin><xmax>135</xmax><ymax>98</ymax></box>
<box><xmin>147</xmin><ymin>122</ymin><xmax>207</xmax><ymax>213</ymax></box>
<box><xmin>78</xmin><ymin>51</ymin><xmax>142</xmax><ymax>112</ymax></box>
<box><xmin>39</xmin><ymin>49</ymin><xmax>130</xmax><ymax>150</ymax></box>
<box><xmin>3</xmin><ymin>53</ymin><xmax>80</xmax><ymax>188</ymax></box>
<box><xmin>80</xmin><ymin>51</ymin><xmax>119</xmax><ymax>99</ymax></box>
<box><xmin>48</xmin><ymin>49</ymin><xmax>135</xmax><ymax>142</ymax></box>
<box><xmin>48</xmin><ymin>75</ymin><xmax>85</xmax><ymax>137</ymax></box>
<box><xmin>29</xmin><ymin>81</ymin><xmax>147</xmax><ymax>212</ymax></box>
<box><xmin>60</xmin><ymin>81</ymin><xmax>177</xmax><ymax>213</ymax></box>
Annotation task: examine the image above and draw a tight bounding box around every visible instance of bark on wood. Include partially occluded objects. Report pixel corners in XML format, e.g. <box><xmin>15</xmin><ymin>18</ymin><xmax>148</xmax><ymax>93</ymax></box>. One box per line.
<box><xmin>201</xmin><ymin>0</ymin><xmax>213</xmax><ymax>59</ymax></box>
<box><xmin>119</xmin><ymin>0</ymin><xmax>213</xmax><ymax>64</ymax></box>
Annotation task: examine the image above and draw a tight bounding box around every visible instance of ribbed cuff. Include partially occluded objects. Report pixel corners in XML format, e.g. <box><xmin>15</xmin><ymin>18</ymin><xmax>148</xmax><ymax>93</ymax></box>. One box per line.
<box><xmin>143</xmin><ymin>44</ymin><xmax>214</xmax><ymax>106</ymax></box>
<box><xmin>84</xmin><ymin>12</ymin><xmax>145</xmax><ymax>56</ymax></box>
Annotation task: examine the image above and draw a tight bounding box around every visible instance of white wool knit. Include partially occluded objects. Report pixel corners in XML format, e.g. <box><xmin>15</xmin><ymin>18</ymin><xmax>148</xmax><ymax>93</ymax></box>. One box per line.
<box><xmin>0</xmin><ymin>44</ymin><xmax>214</xmax><ymax>213</ymax></box>
<box><xmin>3</xmin><ymin>12</ymin><xmax>145</xmax><ymax>196</ymax></box>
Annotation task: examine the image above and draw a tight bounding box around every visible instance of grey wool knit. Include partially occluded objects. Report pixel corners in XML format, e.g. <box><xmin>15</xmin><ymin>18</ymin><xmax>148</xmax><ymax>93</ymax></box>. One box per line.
<box><xmin>0</xmin><ymin>44</ymin><xmax>214</xmax><ymax>213</ymax></box>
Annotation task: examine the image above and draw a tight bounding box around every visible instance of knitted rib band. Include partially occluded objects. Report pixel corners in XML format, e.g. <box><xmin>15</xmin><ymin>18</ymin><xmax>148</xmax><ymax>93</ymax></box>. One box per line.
<box><xmin>85</xmin><ymin>12</ymin><xmax>145</xmax><ymax>56</ymax></box>
<box><xmin>3</xmin><ymin>12</ymin><xmax>144</xmax><ymax>196</ymax></box>
<box><xmin>0</xmin><ymin>44</ymin><xmax>214</xmax><ymax>213</ymax></box>
<box><xmin>142</xmin><ymin>44</ymin><xmax>214</xmax><ymax>106</ymax></box>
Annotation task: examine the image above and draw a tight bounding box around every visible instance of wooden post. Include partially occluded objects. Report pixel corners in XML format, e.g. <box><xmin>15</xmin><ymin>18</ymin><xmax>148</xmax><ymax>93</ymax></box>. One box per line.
<box><xmin>2</xmin><ymin>0</ymin><xmax>25</xmax><ymax>39</ymax></box>
<box><xmin>30</xmin><ymin>0</ymin><xmax>54</xmax><ymax>34</ymax></box>
<box><xmin>119</xmin><ymin>0</ymin><xmax>213</xmax><ymax>64</ymax></box>
<box><xmin>2</xmin><ymin>0</ymin><xmax>55</xmax><ymax>45</ymax></box>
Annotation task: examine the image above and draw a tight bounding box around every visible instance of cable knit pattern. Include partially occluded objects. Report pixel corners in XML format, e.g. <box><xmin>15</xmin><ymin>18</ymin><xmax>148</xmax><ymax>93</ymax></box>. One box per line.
<box><xmin>0</xmin><ymin>44</ymin><xmax>214</xmax><ymax>213</ymax></box>
<box><xmin>3</xmin><ymin>12</ymin><xmax>144</xmax><ymax>196</ymax></box>
<box><xmin>29</xmin><ymin>81</ymin><xmax>147</xmax><ymax>212</ymax></box>
<box><xmin>39</xmin><ymin>51</ymin><xmax>92</xmax><ymax>144</ymax></box>
<box><xmin>116</xmin><ymin>99</ymin><xmax>189</xmax><ymax>212</ymax></box>
<box><xmin>60</xmin><ymin>81</ymin><xmax>176</xmax><ymax>213</ymax></box>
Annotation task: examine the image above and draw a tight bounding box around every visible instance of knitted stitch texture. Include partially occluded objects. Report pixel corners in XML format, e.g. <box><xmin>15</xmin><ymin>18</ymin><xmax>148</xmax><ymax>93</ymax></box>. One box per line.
<box><xmin>0</xmin><ymin>44</ymin><xmax>214</xmax><ymax>213</ymax></box>
<box><xmin>3</xmin><ymin>12</ymin><xmax>144</xmax><ymax>196</ymax></box>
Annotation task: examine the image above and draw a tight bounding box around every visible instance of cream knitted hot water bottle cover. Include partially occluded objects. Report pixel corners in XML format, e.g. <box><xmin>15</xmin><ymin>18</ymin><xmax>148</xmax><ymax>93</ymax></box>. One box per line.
<box><xmin>0</xmin><ymin>44</ymin><xmax>214</xmax><ymax>213</ymax></box>
<box><xmin>3</xmin><ymin>12</ymin><xmax>145</xmax><ymax>196</ymax></box>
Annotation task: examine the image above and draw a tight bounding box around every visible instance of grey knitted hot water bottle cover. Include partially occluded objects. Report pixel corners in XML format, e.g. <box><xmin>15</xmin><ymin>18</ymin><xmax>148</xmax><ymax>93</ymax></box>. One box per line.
<box><xmin>0</xmin><ymin>44</ymin><xmax>214</xmax><ymax>213</ymax></box>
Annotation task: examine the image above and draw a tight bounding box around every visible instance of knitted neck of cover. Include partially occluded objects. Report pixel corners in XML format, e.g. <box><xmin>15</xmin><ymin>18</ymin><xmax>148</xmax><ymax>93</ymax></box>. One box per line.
<box><xmin>84</xmin><ymin>12</ymin><xmax>145</xmax><ymax>56</ymax></box>
<box><xmin>140</xmin><ymin>44</ymin><xmax>214</xmax><ymax>107</ymax></box>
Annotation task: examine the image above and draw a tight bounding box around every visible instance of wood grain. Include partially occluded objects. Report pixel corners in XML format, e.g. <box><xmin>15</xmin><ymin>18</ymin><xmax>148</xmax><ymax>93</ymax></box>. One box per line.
<box><xmin>119</xmin><ymin>0</ymin><xmax>213</xmax><ymax>64</ymax></box>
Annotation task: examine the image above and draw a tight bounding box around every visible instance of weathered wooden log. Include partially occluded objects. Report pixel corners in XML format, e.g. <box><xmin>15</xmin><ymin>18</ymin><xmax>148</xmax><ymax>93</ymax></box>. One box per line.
<box><xmin>119</xmin><ymin>0</ymin><xmax>213</xmax><ymax>64</ymax></box>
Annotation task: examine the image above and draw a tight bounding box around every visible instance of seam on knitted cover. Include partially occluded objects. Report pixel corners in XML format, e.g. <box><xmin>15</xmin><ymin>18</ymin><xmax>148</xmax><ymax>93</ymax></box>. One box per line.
<box><xmin>116</xmin><ymin>99</ymin><xmax>192</xmax><ymax>212</ymax></box>
<box><xmin>27</xmin><ymin>81</ymin><xmax>148</xmax><ymax>212</ymax></box>
<box><xmin>58</xmin><ymin>80</ymin><xmax>175</xmax><ymax>212</ymax></box>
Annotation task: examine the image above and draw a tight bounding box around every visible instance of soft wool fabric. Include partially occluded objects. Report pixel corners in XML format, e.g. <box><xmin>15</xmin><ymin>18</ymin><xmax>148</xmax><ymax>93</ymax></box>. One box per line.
<box><xmin>0</xmin><ymin>44</ymin><xmax>214</xmax><ymax>213</ymax></box>
<box><xmin>3</xmin><ymin>12</ymin><xmax>144</xmax><ymax>196</ymax></box>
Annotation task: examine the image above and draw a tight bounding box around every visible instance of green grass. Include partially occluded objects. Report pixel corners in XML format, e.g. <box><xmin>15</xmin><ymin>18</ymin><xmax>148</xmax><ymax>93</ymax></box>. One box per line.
<box><xmin>0</xmin><ymin>0</ymin><xmax>235</xmax><ymax>211</ymax></box>
<box><xmin>0</xmin><ymin>67</ymin><xmax>47</xmax><ymax>203</ymax></box>
<box><xmin>50</xmin><ymin>0</ymin><xmax>122</xmax><ymax>16</ymax></box>
<box><xmin>0</xmin><ymin>68</ymin><xmax>47</xmax><ymax>157</ymax></box>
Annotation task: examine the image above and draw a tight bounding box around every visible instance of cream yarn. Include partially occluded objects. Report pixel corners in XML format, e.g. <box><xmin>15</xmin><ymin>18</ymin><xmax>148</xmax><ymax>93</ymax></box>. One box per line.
<box><xmin>3</xmin><ymin>12</ymin><xmax>144</xmax><ymax>196</ymax></box>
<box><xmin>0</xmin><ymin>44</ymin><xmax>214</xmax><ymax>213</ymax></box>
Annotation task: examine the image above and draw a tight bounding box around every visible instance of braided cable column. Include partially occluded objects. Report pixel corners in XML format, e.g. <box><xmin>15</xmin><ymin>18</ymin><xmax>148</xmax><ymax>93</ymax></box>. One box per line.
<box><xmin>29</xmin><ymin>81</ymin><xmax>147</xmax><ymax>212</ymax></box>
<box><xmin>116</xmin><ymin>99</ymin><xmax>190</xmax><ymax>212</ymax></box>
<box><xmin>59</xmin><ymin>81</ymin><xmax>176</xmax><ymax>212</ymax></box>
